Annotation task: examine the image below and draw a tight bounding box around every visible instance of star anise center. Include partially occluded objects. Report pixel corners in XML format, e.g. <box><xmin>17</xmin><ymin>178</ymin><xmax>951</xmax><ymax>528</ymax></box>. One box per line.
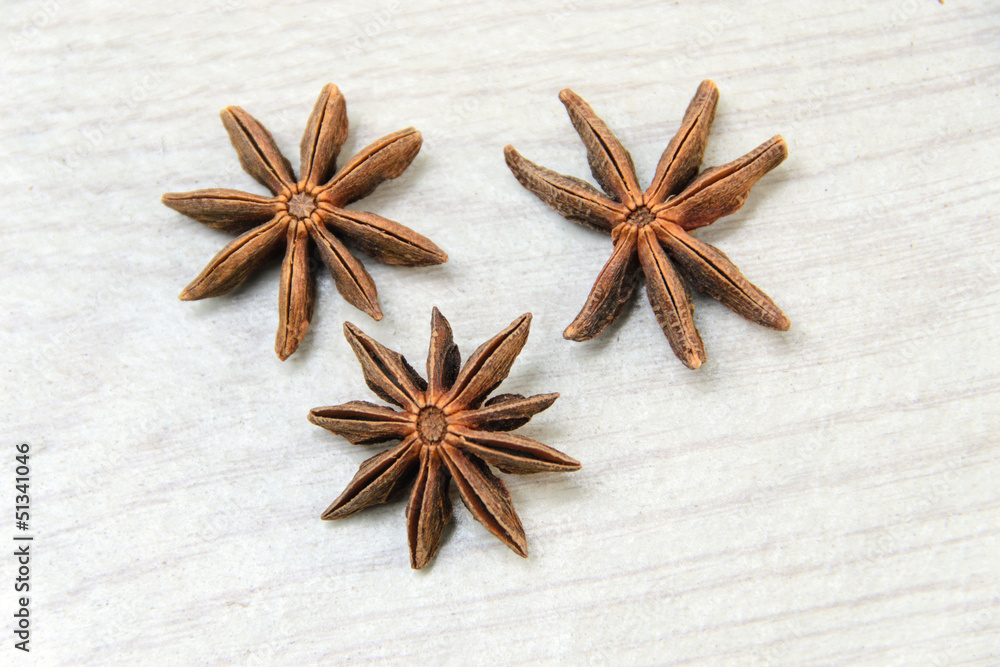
<box><xmin>625</xmin><ymin>205</ymin><xmax>655</xmax><ymax>228</ymax></box>
<box><xmin>416</xmin><ymin>405</ymin><xmax>448</xmax><ymax>445</ymax></box>
<box><xmin>286</xmin><ymin>190</ymin><xmax>318</xmax><ymax>220</ymax></box>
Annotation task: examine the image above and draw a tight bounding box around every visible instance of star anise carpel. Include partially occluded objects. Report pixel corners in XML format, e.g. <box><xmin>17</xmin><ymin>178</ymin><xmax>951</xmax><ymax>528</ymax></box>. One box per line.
<box><xmin>309</xmin><ymin>308</ymin><xmax>580</xmax><ymax>569</ymax></box>
<box><xmin>504</xmin><ymin>80</ymin><xmax>790</xmax><ymax>369</ymax></box>
<box><xmin>163</xmin><ymin>84</ymin><xmax>447</xmax><ymax>360</ymax></box>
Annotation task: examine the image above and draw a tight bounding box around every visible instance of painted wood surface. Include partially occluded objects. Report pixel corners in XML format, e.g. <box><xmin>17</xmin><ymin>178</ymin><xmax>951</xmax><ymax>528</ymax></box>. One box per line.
<box><xmin>1</xmin><ymin>1</ymin><xmax>998</xmax><ymax>664</ymax></box>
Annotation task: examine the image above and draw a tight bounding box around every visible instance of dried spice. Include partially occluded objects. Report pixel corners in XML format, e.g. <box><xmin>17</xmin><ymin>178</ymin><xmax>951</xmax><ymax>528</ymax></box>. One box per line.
<box><xmin>310</xmin><ymin>308</ymin><xmax>580</xmax><ymax>569</ymax></box>
<box><xmin>505</xmin><ymin>80</ymin><xmax>789</xmax><ymax>369</ymax></box>
<box><xmin>163</xmin><ymin>84</ymin><xmax>446</xmax><ymax>360</ymax></box>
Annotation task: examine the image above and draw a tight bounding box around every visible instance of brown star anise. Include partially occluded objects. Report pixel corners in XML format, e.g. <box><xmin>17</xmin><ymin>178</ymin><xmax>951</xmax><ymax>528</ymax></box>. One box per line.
<box><xmin>309</xmin><ymin>308</ymin><xmax>580</xmax><ymax>569</ymax></box>
<box><xmin>504</xmin><ymin>80</ymin><xmax>789</xmax><ymax>369</ymax></box>
<box><xmin>163</xmin><ymin>84</ymin><xmax>446</xmax><ymax>360</ymax></box>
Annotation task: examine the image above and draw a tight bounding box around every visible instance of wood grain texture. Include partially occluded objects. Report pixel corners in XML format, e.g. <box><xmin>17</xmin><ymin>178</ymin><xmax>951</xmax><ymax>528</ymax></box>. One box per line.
<box><xmin>1</xmin><ymin>0</ymin><xmax>998</xmax><ymax>665</ymax></box>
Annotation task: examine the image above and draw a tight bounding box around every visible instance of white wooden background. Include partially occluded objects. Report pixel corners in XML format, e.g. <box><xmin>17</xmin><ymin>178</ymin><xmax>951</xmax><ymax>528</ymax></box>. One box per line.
<box><xmin>2</xmin><ymin>1</ymin><xmax>998</xmax><ymax>665</ymax></box>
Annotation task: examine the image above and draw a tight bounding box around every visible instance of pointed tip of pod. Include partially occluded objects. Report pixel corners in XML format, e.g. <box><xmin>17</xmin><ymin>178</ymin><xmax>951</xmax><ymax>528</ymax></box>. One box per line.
<box><xmin>503</xmin><ymin>145</ymin><xmax>525</xmax><ymax>173</ymax></box>
<box><xmin>511</xmin><ymin>312</ymin><xmax>532</xmax><ymax>336</ymax></box>
<box><xmin>353</xmin><ymin>294</ymin><xmax>384</xmax><ymax>323</ymax></box>
<box><xmin>774</xmin><ymin>314</ymin><xmax>791</xmax><ymax>331</ymax></box>
<box><xmin>757</xmin><ymin>135</ymin><xmax>789</xmax><ymax>166</ymax></box>
<box><xmin>562</xmin><ymin>323</ymin><xmax>588</xmax><ymax>342</ymax></box>
<box><xmin>219</xmin><ymin>105</ymin><xmax>240</xmax><ymax>121</ymax></box>
<box><xmin>410</xmin><ymin>550</ymin><xmax>434</xmax><ymax>570</ymax></box>
<box><xmin>320</xmin><ymin>505</ymin><xmax>344</xmax><ymax>521</ymax></box>
<box><xmin>511</xmin><ymin>539</ymin><xmax>528</xmax><ymax>559</ymax></box>
<box><xmin>398</xmin><ymin>126</ymin><xmax>422</xmax><ymax>146</ymax></box>
<box><xmin>503</xmin><ymin>144</ymin><xmax>530</xmax><ymax>171</ymax></box>
<box><xmin>557</xmin><ymin>88</ymin><xmax>579</xmax><ymax>104</ymax></box>
<box><xmin>431</xmin><ymin>306</ymin><xmax>449</xmax><ymax>326</ymax></box>
<box><xmin>415</xmin><ymin>242</ymin><xmax>448</xmax><ymax>266</ymax></box>
<box><xmin>682</xmin><ymin>354</ymin><xmax>704</xmax><ymax>370</ymax></box>
<box><xmin>347</xmin><ymin>289</ymin><xmax>383</xmax><ymax>322</ymax></box>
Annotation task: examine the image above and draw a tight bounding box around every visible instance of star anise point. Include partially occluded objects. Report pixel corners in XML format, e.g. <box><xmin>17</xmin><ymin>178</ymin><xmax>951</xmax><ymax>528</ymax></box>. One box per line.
<box><xmin>506</xmin><ymin>81</ymin><xmax>789</xmax><ymax>368</ymax></box>
<box><xmin>164</xmin><ymin>85</ymin><xmax>446</xmax><ymax>360</ymax></box>
<box><xmin>312</xmin><ymin>309</ymin><xmax>578</xmax><ymax>569</ymax></box>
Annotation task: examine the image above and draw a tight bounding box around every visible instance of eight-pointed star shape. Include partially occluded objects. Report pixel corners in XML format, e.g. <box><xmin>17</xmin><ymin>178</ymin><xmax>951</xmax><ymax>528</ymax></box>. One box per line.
<box><xmin>163</xmin><ymin>84</ymin><xmax>447</xmax><ymax>360</ymax></box>
<box><xmin>309</xmin><ymin>308</ymin><xmax>580</xmax><ymax>569</ymax></box>
<box><xmin>505</xmin><ymin>80</ymin><xmax>790</xmax><ymax>369</ymax></box>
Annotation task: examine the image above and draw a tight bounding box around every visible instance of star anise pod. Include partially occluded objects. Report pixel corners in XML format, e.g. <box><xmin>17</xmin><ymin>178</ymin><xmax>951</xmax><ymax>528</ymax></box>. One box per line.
<box><xmin>163</xmin><ymin>84</ymin><xmax>447</xmax><ymax>360</ymax></box>
<box><xmin>504</xmin><ymin>80</ymin><xmax>789</xmax><ymax>369</ymax></box>
<box><xmin>309</xmin><ymin>308</ymin><xmax>580</xmax><ymax>569</ymax></box>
